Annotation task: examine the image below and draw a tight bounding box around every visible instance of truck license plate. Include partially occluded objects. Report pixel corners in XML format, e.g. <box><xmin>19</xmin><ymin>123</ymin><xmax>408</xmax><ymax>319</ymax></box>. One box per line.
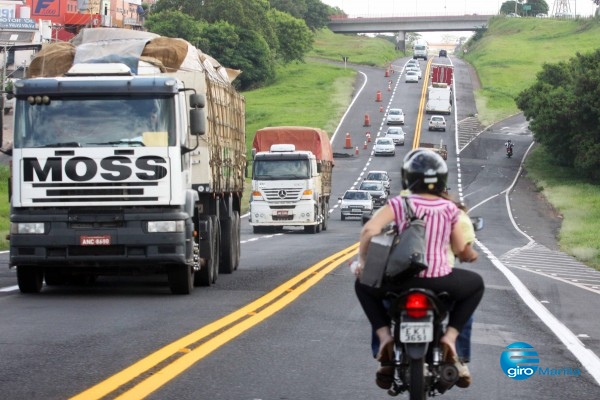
<box><xmin>399</xmin><ymin>322</ymin><xmax>433</xmax><ymax>343</ymax></box>
<box><xmin>80</xmin><ymin>235</ymin><xmax>112</xmax><ymax>246</ymax></box>
<box><xmin>276</xmin><ymin>210</ymin><xmax>289</xmax><ymax>216</ymax></box>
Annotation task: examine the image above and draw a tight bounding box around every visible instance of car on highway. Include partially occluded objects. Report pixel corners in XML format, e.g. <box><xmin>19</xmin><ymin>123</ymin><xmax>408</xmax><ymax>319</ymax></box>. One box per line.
<box><xmin>406</xmin><ymin>65</ymin><xmax>422</xmax><ymax>79</ymax></box>
<box><xmin>365</xmin><ymin>170</ymin><xmax>391</xmax><ymax>194</ymax></box>
<box><xmin>339</xmin><ymin>189</ymin><xmax>373</xmax><ymax>221</ymax></box>
<box><xmin>373</xmin><ymin>137</ymin><xmax>395</xmax><ymax>156</ymax></box>
<box><xmin>406</xmin><ymin>59</ymin><xmax>419</xmax><ymax>68</ymax></box>
<box><xmin>358</xmin><ymin>180</ymin><xmax>388</xmax><ymax>208</ymax></box>
<box><xmin>428</xmin><ymin>115</ymin><xmax>447</xmax><ymax>131</ymax></box>
<box><xmin>385</xmin><ymin>127</ymin><xmax>405</xmax><ymax>146</ymax></box>
<box><xmin>439</xmin><ymin>49</ymin><xmax>447</xmax><ymax>57</ymax></box>
<box><xmin>386</xmin><ymin>108</ymin><xmax>405</xmax><ymax>125</ymax></box>
<box><xmin>405</xmin><ymin>70</ymin><xmax>419</xmax><ymax>83</ymax></box>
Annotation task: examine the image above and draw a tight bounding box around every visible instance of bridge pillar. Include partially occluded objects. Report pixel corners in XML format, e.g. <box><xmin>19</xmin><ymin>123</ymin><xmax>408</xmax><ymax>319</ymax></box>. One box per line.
<box><xmin>395</xmin><ymin>31</ymin><xmax>406</xmax><ymax>52</ymax></box>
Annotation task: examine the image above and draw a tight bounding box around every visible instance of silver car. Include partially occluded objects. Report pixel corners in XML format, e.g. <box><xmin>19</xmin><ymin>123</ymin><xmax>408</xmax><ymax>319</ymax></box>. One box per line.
<box><xmin>373</xmin><ymin>137</ymin><xmax>396</xmax><ymax>156</ymax></box>
<box><xmin>365</xmin><ymin>170</ymin><xmax>391</xmax><ymax>194</ymax></box>
<box><xmin>339</xmin><ymin>190</ymin><xmax>374</xmax><ymax>221</ymax></box>
<box><xmin>385</xmin><ymin>127</ymin><xmax>405</xmax><ymax>146</ymax></box>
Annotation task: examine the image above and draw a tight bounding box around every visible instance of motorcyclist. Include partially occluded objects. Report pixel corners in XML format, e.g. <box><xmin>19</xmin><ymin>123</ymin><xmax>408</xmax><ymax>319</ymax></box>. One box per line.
<box><xmin>505</xmin><ymin>139</ymin><xmax>514</xmax><ymax>155</ymax></box>
<box><xmin>353</xmin><ymin>149</ymin><xmax>485</xmax><ymax>390</ymax></box>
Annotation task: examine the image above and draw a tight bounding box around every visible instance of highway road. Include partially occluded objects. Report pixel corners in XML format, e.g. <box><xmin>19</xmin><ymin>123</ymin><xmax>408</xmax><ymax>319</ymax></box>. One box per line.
<box><xmin>1</xmin><ymin>56</ymin><xmax>599</xmax><ymax>400</ymax></box>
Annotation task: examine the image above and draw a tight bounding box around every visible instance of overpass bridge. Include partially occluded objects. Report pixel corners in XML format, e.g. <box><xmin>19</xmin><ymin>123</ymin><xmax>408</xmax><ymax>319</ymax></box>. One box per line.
<box><xmin>327</xmin><ymin>14</ymin><xmax>494</xmax><ymax>51</ymax></box>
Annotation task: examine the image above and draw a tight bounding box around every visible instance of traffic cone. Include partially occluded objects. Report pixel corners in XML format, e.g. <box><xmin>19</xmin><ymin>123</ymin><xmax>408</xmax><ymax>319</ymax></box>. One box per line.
<box><xmin>380</xmin><ymin>106</ymin><xmax>383</xmax><ymax>113</ymax></box>
<box><xmin>376</xmin><ymin>91</ymin><xmax>382</xmax><ymax>102</ymax></box>
<box><xmin>366</xmin><ymin>132</ymin><xmax>372</xmax><ymax>143</ymax></box>
<box><xmin>344</xmin><ymin>132</ymin><xmax>352</xmax><ymax>149</ymax></box>
<box><xmin>385</xmin><ymin>69</ymin><xmax>389</xmax><ymax>77</ymax></box>
<box><xmin>388</xmin><ymin>82</ymin><xmax>392</xmax><ymax>92</ymax></box>
<box><xmin>355</xmin><ymin>146</ymin><xmax>359</xmax><ymax>156</ymax></box>
<box><xmin>364</xmin><ymin>113</ymin><xmax>371</xmax><ymax>127</ymax></box>
<box><xmin>364</xmin><ymin>140</ymin><xmax>368</xmax><ymax>150</ymax></box>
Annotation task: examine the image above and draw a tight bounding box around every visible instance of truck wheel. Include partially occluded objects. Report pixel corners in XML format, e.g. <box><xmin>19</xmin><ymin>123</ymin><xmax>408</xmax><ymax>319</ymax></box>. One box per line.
<box><xmin>304</xmin><ymin>224</ymin><xmax>318</xmax><ymax>234</ymax></box>
<box><xmin>168</xmin><ymin>263</ymin><xmax>193</xmax><ymax>294</ymax></box>
<box><xmin>196</xmin><ymin>216</ymin><xmax>220</xmax><ymax>286</ymax></box>
<box><xmin>44</xmin><ymin>269</ymin><xmax>66</xmax><ymax>286</ymax></box>
<box><xmin>321</xmin><ymin>206</ymin><xmax>329</xmax><ymax>231</ymax></box>
<box><xmin>17</xmin><ymin>266</ymin><xmax>44</xmax><ymax>293</ymax></box>
<box><xmin>341</xmin><ymin>214</ymin><xmax>345</xmax><ymax>221</ymax></box>
<box><xmin>219</xmin><ymin>216</ymin><xmax>235</xmax><ymax>274</ymax></box>
<box><xmin>232</xmin><ymin>211</ymin><xmax>241</xmax><ymax>270</ymax></box>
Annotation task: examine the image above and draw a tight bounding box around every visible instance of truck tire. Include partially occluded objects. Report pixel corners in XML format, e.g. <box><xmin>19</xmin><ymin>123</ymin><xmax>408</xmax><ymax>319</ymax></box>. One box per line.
<box><xmin>17</xmin><ymin>266</ymin><xmax>44</xmax><ymax>293</ymax></box>
<box><xmin>304</xmin><ymin>223</ymin><xmax>318</xmax><ymax>234</ymax></box>
<box><xmin>232</xmin><ymin>211</ymin><xmax>241</xmax><ymax>270</ymax></box>
<box><xmin>321</xmin><ymin>204</ymin><xmax>329</xmax><ymax>231</ymax></box>
<box><xmin>195</xmin><ymin>216</ymin><xmax>220</xmax><ymax>286</ymax></box>
<box><xmin>168</xmin><ymin>263</ymin><xmax>193</xmax><ymax>294</ymax></box>
<box><xmin>44</xmin><ymin>269</ymin><xmax>66</xmax><ymax>286</ymax></box>
<box><xmin>219</xmin><ymin>216</ymin><xmax>235</xmax><ymax>274</ymax></box>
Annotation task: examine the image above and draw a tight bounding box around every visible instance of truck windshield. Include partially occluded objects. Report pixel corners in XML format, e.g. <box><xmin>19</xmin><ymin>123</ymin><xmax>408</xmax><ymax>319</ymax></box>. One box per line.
<box><xmin>12</xmin><ymin>96</ymin><xmax>176</xmax><ymax>148</ymax></box>
<box><xmin>253</xmin><ymin>159</ymin><xmax>310</xmax><ymax>180</ymax></box>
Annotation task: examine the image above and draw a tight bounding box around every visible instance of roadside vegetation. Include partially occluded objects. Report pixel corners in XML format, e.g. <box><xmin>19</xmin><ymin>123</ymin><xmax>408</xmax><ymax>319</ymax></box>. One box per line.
<box><xmin>2</xmin><ymin>14</ymin><xmax>600</xmax><ymax>269</ymax></box>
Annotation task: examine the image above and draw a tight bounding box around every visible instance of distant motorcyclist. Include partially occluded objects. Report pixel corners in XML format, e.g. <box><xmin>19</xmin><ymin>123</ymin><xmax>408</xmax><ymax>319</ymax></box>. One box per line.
<box><xmin>505</xmin><ymin>140</ymin><xmax>514</xmax><ymax>157</ymax></box>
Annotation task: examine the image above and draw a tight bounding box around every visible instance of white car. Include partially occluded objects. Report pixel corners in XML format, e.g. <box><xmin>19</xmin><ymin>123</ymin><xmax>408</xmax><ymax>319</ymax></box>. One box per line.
<box><xmin>406</xmin><ymin>66</ymin><xmax>422</xmax><ymax>79</ymax></box>
<box><xmin>339</xmin><ymin>190</ymin><xmax>373</xmax><ymax>221</ymax></box>
<box><xmin>386</xmin><ymin>108</ymin><xmax>405</xmax><ymax>125</ymax></box>
<box><xmin>428</xmin><ymin>115</ymin><xmax>447</xmax><ymax>131</ymax></box>
<box><xmin>385</xmin><ymin>127</ymin><xmax>405</xmax><ymax>146</ymax></box>
<box><xmin>373</xmin><ymin>137</ymin><xmax>396</xmax><ymax>156</ymax></box>
<box><xmin>405</xmin><ymin>70</ymin><xmax>419</xmax><ymax>83</ymax></box>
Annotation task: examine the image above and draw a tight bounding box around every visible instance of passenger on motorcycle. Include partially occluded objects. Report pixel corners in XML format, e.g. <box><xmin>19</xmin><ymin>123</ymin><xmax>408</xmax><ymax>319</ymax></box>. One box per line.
<box><xmin>353</xmin><ymin>149</ymin><xmax>485</xmax><ymax>390</ymax></box>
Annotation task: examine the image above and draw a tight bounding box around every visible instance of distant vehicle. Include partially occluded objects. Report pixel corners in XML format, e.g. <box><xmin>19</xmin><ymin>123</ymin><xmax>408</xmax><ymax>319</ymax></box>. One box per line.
<box><xmin>507</xmin><ymin>13</ymin><xmax>521</xmax><ymax>18</ymax></box>
<box><xmin>385</xmin><ymin>127</ymin><xmax>405</xmax><ymax>146</ymax></box>
<box><xmin>386</xmin><ymin>108</ymin><xmax>405</xmax><ymax>125</ymax></box>
<box><xmin>439</xmin><ymin>49</ymin><xmax>447</xmax><ymax>57</ymax></box>
<box><xmin>412</xmin><ymin>39</ymin><xmax>428</xmax><ymax>60</ymax></box>
<box><xmin>406</xmin><ymin>66</ymin><xmax>422</xmax><ymax>79</ymax></box>
<box><xmin>405</xmin><ymin>70</ymin><xmax>419</xmax><ymax>83</ymax></box>
<box><xmin>358</xmin><ymin>181</ymin><xmax>388</xmax><ymax>208</ymax></box>
<box><xmin>428</xmin><ymin>115</ymin><xmax>447</xmax><ymax>132</ymax></box>
<box><xmin>536</xmin><ymin>13</ymin><xmax>548</xmax><ymax>18</ymax></box>
<box><xmin>373</xmin><ymin>137</ymin><xmax>396</xmax><ymax>156</ymax></box>
<box><xmin>365</xmin><ymin>170</ymin><xmax>391</xmax><ymax>193</ymax></box>
<box><xmin>339</xmin><ymin>190</ymin><xmax>373</xmax><ymax>221</ymax></box>
<box><xmin>406</xmin><ymin>59</ymin><xmax>419</xmax><ymax>67</ymax></box>
<box><xmin>554</xmin><ymin>12</ymin><xmax>574</xmax><ymax>19</ymax></box>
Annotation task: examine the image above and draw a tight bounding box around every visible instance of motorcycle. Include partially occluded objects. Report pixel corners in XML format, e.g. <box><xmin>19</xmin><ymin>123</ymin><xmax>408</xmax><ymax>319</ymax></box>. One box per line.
<box><xmin>383</xmin><ymin>216</ymin><xmax>483</xmax><ymax>399</ymax></box>
<box><xmin>506</xmin><ymin>145</ymin><xmax>513</xmax><ymax>158</ymax></box>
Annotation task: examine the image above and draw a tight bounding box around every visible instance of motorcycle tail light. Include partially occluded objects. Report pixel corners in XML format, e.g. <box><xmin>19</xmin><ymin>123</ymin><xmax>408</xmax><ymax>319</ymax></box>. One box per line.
<box><xmin>405</xmin><ymin>292</ymin><xmax>430</xmax><ymax>318</ymax></box>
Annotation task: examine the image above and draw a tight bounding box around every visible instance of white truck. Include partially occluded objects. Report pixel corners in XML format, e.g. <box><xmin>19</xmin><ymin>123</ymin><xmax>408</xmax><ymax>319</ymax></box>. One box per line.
<box><xmin>250</xmin><ymin>127</ymin><xmax>334</xmax><ymax>234</ymax></box>
<box><xmin>413</xmin><ymin>39</ymin><xmax>428</xmax><ymax>60</ymax></box>
<box><xmin>425</xmin><ymin>85</ymin><xmax>452</xmax><ymax>115</ymax></box>
<box><xmin>2</xmin><ymin>29</ymin><xmax>246</xmax><ymax>294</ymax></box>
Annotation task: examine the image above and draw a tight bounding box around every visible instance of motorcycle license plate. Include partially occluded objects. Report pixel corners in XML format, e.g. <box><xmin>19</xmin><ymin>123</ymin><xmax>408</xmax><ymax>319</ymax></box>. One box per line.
<box><xmin>400</xmin><ymin>322</ymin><xmax>433</xmax><ymax>343</ymax></box>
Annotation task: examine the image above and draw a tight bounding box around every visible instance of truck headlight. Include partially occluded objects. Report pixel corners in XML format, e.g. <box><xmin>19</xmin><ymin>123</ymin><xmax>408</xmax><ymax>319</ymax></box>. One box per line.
<box><xmin>147</xmin><ymin>220</ymin><xmax>185</xmax><ymax>233</ymax></box>
<box><xmin>11</xmin><ymin>222</ymin><xmax>45</xmax><ymax>234</ymax></box>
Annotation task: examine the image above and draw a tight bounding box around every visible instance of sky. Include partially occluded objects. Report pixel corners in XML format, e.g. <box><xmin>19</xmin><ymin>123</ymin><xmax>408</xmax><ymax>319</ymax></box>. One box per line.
<box><xmin>320</xmin><ymin>1</ymin><xmax>598</xmax><ymax>42</ymax></box>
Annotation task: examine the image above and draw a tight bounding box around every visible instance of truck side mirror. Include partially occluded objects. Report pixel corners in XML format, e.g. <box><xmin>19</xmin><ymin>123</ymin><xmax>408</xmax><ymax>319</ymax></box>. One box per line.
<box><xmin>189</xmin><ymin>108</ymin><xmax>205</xmax><ymax>136</ymax></box>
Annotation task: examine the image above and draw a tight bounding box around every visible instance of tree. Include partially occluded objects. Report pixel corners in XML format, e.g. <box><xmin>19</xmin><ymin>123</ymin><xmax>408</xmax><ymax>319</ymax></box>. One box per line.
<box><xmin>516</xmin><ymin>50</ymin><xmax>600</xmax><ymax>178</ymax></box>
<box><xmin>228</xmin><ymin>28</ymin><xmax>276</xmax><ymax>90</ymax></box>
<box><xmin>302</xmin><ymin>0</ymin><xmax>331</xmax><ymax>30</ymax></box>
<box><xmin>144</xmin><ymin>10</ymin><xmax>203</xmax><ymax>45</ymax></box>
<box><xmin>267</xmin><ymin>9</ymin><xmax>313</xmax><ymax>63</ymax></box>
<box><xmin>526</xmin><ymin>0</ymin><xmax>549</xmax><ymax>15</ymax></box>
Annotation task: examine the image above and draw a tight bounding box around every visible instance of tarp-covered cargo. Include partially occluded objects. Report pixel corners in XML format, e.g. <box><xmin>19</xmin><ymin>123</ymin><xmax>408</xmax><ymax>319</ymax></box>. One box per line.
<box><xmin>252</xmin><ymin>126</ymin><xmax>334</xmax><ymax>163</ymax></box>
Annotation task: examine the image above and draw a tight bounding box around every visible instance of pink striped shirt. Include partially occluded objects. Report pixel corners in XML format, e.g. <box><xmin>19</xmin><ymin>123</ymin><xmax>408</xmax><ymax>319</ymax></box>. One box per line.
<box><xmin>388</xmin><ymin>194</ymin><xmax>459</xmax><ymax>278</ymax></box>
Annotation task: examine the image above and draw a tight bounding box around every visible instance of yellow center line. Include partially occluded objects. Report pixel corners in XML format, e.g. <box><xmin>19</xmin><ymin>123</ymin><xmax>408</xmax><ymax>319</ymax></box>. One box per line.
<box><xmin>412</xmin><ymin>59</ymin><xmax>433</xmax><ymax>150</ymax></box>
<box><xmin>70</xmin><ymin>243</ymin><xmax>360</xmax><ymax>400</ymax></box>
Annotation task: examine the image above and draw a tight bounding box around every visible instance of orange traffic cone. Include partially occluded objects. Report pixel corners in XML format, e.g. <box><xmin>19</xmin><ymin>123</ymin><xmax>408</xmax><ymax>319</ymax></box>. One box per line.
<box><xmin>344</xmin><ymin>132</ymin><xmax>352</xmax><ymax>149</ymax></box>
<box><xmin>388</xmin><ymin>82</ymin><xmax>392</xmax><ymax>92</ymax></box>
<box><xmin>380</xmin><ymin>106</ymin><xmax>384</xmax><ymax>112</ymax></box>
<box><xmin>364</xmin><ymin>140</ymin><xmax>368</xmax><ymax>150</ymax></box>
<box><xmin>355</xmin><ymin>146</ymin><xmax>359</xmax><ymax>156</ymax></box>
<box><xmin>364</xmin><ymin>113</ymin><xmax>371</xmax><ymax>127</ymax></box>
<box><xmin>385</xmin><ymin>69</ymin><xmax>389</xmax><ymax>77</ymax></box>
<box><xmin>376</xmin><ymin>91</ymin><xmax>382</xmax><ymax>102</ymax></box>
<box><xmin>366</xmin><ymin>132</ymin><xmax>372</xmax><ymax>143</ymax></box>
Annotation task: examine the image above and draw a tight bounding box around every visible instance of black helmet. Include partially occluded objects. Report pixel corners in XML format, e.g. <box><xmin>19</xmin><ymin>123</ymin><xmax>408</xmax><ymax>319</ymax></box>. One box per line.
<box><xmin>401</xmin><ymin>148</ymin><xmax>427</xmax><ymax>189</ymax></box>
<box><xmin>402</xmin><ymin>150</ymin><xmax>448</xmax><ymax>194</ymax></box>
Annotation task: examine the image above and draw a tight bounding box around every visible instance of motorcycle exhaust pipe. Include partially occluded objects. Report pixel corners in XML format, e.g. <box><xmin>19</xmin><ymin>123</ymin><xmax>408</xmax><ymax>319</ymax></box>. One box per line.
<box><xmin>435</xmin><ymin>364</ymin><xmax>459</xmax><ymax>393</ymax></box>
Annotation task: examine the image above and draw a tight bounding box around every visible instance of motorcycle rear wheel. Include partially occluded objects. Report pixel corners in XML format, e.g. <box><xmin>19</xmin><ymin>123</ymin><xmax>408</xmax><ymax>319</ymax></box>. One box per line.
<box><xmin>409</xmin><ymin>358</ymin><xmax>426</xmax><ymax>400</ymax></box>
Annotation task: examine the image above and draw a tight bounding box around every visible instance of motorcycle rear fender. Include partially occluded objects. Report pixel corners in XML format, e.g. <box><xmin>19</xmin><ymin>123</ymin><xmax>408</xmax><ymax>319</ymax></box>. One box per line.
<box><xmin>404</xmin><ymin>342</ymin><xmax>429</xmax><ymax>359</ymax></box>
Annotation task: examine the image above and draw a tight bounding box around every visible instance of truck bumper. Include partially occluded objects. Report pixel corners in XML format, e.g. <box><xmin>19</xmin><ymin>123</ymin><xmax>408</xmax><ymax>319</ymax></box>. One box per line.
<box><xmin>249</xmin><ymin>201</ymin><xmax>319</xmax><ymax>226</ymax></box>
<box><xmin>9</xmin><ymin>208</ymin><xmax>194</xmax><ymax>273</ymax></box>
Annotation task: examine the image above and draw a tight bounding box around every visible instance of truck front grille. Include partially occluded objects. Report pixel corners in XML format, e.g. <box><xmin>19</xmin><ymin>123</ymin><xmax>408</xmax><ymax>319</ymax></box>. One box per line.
<box><xmin>263</xmin><ymin>188</ymin><xmax>303</xmax><ymax>201</ymax></box>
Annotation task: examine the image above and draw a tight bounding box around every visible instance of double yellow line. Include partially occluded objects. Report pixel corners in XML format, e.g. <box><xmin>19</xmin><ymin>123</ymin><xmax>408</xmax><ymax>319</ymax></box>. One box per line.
<box><xmin>70</xmin><ymin>243</ymin><xmax>359</xmax><ymax>400</ymax></box>
<box><xmin>412</xmin><ymin>59</ymin><xmax>434</xmax><ymax>150</ymax></box>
